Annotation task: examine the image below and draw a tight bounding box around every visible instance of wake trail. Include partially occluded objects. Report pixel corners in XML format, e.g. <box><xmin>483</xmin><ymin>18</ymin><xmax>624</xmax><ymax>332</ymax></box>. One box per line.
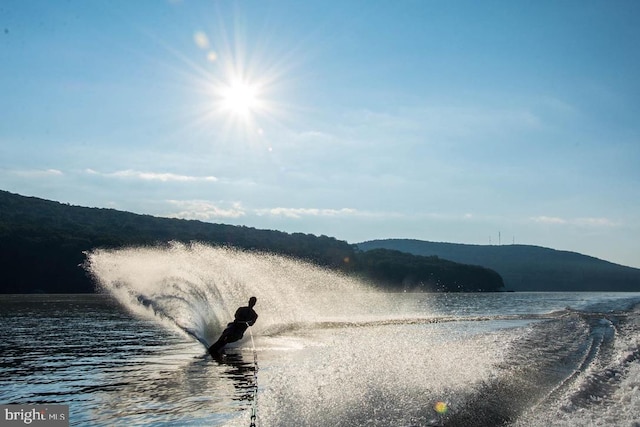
<box><xmin>442</xmin><ymin>306</ymin><xmax>640</xmax><ymax>427</ymax></box>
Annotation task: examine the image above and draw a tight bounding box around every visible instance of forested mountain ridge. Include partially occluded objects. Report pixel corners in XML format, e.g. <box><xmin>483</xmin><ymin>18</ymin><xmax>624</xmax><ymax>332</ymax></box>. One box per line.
<box><xmin>357</xmin><ymin>239</ymin><xmax>640</xmax><ymax>292</ymax></box>
<box><xmin>0</xmin><ymin>190</ymin><xmax>504</xmax><ymax>293</ymax></box>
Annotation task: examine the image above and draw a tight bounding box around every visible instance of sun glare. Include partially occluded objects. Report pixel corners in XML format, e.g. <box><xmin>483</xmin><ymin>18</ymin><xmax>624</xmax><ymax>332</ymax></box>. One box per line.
<box><xmin>182</xmin><ymin>23</ymin><xmax>292</xmax><ymax>140</ymax></box>
<box><xmin>220</xmin><ymin>80</ymin><xmax>261</xmax><ymax>117</ymax></box>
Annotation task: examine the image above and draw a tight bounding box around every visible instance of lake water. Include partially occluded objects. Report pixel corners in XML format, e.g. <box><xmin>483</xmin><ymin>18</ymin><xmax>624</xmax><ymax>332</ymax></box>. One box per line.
<box><xmin>1</xmin><ymin>243</ymin><xmax>639</xmax><ymax>426</ymax></box>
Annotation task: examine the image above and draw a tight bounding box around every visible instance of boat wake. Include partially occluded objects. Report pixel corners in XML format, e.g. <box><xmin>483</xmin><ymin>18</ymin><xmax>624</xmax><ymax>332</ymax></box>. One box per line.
<box><xmin>431</xmin><ymin>305</ymin><xmax>640</xmax><ymax>427</ymax></box>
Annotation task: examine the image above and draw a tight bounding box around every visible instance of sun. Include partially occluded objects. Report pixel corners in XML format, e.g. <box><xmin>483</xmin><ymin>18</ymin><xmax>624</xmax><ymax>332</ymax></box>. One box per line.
<box><xmin>179</xmin><ymin>21</ymin><xmax>295</xmax><ymax>139</ymax></box>
<box><xmin>219</xmin><ymin>79</ymin><xmax>262</xmax><ymax>118</ymax></box>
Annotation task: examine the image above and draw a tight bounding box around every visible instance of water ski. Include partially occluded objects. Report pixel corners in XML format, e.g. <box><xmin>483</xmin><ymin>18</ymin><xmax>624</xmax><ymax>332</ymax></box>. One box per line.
<box><xmin>208</xmin><ymin>345</ymin><xmax>225</xmax><ymax>360</ymax></box>
<box><xmin>209</xmin><ymin>297</ymin><xmax>258</xmax><ymax>358</ymax></box>
<box><xmin>208</xmin><ymin>341</ymin><xmax>226</xmax><ymax>357</ymax></box>
<box><xmin>208</xmin><ymin>322</ymin><xmax>246</xmax><ymax>357</ymax></box>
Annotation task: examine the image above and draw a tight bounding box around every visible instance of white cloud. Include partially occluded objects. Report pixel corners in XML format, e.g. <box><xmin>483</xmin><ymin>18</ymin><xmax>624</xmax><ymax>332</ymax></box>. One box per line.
<box><xmin>255</xmin><ymin>207</ymin><xmax>359</xmax><ymax>219</ymax></box>
<box><xmin>164</xmin><ymin>201</ymin><xmax>404</xmax><ymax>222</ymax></box>
<box><xmin>253</xmin><ymin>207</ymin><xmax>474</xmax><ymax>221</ymax></box>
<box><xmin>530</xmin><ymin>216</ymin><xmax>567</xmax><ymax>225</ymax></box>
<box><xmin>530</xmin><ymin>216</ymin><xmax>617</xmax><ymax>227</ymax></box>
<box><xmin>574</xmin><ymin>217</ymin><xmax>618</xmax><ymax>227</ymax></box>
<box><xmin>11</xmin><ymin>169</ymin><xmax>64</xmax><ymax>177</ymax></box>
<box><xmin>85</xmin><ymin>169</ymin><xmax>218</xmax><ymax>182</ymax></box>
<box><xmin>165</xmin><ymin>200</ymin><xmax>246</xmax><ymax>220</ymax></box>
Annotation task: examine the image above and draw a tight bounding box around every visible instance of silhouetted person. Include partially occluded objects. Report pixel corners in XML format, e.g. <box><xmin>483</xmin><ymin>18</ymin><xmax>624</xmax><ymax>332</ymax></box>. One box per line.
<box><xmin>209</xmin><ymin>297</ymin><xmax>258</xmax><ymax>356</ymax></box>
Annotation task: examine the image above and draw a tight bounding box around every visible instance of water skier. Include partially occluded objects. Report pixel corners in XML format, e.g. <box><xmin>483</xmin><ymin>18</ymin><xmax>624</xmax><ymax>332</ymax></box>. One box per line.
<box><xmin>208</xmin><ymin>297</ymin><xmax>258</xmax><ymax>356</ymax></box>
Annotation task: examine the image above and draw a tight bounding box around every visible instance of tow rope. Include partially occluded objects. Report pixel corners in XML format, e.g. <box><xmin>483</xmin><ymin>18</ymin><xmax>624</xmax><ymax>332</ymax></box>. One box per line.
<box><xmin>247</xmin><ymin>324</ymin><xmax>259</xmax><ymax>427</ymax></box>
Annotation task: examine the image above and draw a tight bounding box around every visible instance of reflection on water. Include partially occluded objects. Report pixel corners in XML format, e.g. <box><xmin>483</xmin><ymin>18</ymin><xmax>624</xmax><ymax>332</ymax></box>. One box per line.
<box><xmin>89</xmin><ymin>349</ymin><xmax>257</xmax><ymax>426</ymax></box>
<box><xmin>214</xmin><ymin>351</ymin><xmax>258</xmax><ymax>403</ymax></box>
<box><xmin>0</xmin><ymin>295</ymin><xmax>257</xmax><ymax>426</ymax></box>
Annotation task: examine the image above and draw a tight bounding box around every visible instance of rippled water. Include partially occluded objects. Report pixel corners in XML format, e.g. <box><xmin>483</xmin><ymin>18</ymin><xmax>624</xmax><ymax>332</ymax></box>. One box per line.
<box><xmin>2</xmin><ymin>292</ymin><xmax>639</xmax><ymax>426</ymax></box>
<box><xmin>2</xmin><ymin>244</ymin><xmax>639</xmax><ymax>426</ymax></box>
<box><xmin>0</xmin><ymin>294</ymin><xmax>256</xmax><ymax>426</ymax></box>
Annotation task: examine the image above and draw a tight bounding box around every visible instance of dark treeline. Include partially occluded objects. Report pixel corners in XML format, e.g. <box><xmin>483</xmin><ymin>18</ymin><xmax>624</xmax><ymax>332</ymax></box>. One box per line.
<box><xmin>359</xmin><ymin>239</ymin><xmax>640</xmax><ymax>292</ymax></box>
<box><xmin>0</xmin><ymin>190</ymin><xmax>504</xmax><ymax>293</ymax></box>
<box><xmin>356</xmin><ymin>248</ymin><xmax>504</xmax><ymax>292</ymax></box>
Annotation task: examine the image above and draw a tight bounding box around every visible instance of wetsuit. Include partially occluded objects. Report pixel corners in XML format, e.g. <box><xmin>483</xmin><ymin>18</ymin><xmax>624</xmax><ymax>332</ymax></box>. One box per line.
<box><xmin>208</xmin><ymin>305</ymin><xmax>258</xmax><ymax>354</ymax></box>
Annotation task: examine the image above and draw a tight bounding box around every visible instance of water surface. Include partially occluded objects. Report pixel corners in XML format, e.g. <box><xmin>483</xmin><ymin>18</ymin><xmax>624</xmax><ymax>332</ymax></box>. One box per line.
<box><xmin>2</xmin><ymin>243</ymin><xmax>639</xmax><ymax>426</ymax></box>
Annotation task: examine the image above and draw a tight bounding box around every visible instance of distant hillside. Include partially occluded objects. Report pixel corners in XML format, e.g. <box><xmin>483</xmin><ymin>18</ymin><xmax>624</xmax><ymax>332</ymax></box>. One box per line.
<box><xmin>0</xmin><ymin>190</ymin><xmax>351</xmax><ymax>293</ymax></box>
<box><xmin>0</xmin><ymin>190</ymin><xmax>504</xmax><ymax>293</ymax></box>
<box><xmin>357</xmin><ymin>239</ymin><xmax>640</xmax><ymax>292</ymax></box>
<box><xmin>354</xmin><ymin>248</ymin><xmax>503</xmax><ymax>292</ymax></box>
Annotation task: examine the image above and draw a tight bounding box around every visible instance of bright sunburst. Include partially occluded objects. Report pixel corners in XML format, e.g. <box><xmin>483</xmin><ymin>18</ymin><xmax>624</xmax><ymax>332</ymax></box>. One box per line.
<box><xmin>219</xmin><ymin>79</ymin><xmax>262</xmax><ymax>117</ymax></box>
<box><xmin>162</xmin><ymin>10</ymin><xmax>297</xmax><ymax>144</ymax></box>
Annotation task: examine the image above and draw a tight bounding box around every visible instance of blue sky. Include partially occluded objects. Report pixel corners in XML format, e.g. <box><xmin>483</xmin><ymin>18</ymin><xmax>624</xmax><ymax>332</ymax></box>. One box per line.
<box><xmin>1</xmin><ymin>0</ymin><xmax>639</xmax><ymax>268</ymax></box>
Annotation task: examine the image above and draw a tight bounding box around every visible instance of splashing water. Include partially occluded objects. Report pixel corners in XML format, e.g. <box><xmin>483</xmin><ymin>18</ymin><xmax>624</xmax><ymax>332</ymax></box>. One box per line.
<box><xmin>84</xmin><ymin>241</ymin><xmax>385</xmax><ymax>349</ymax></box>
<box><xmin>53</xmin><ymin>246</ymin><xmax>640</xmax><ymax>425</ymax></box>
<box><xmin>83</xmin><ymin>242</ymin><xmax>503</xmax><ymax>425</ymax></box>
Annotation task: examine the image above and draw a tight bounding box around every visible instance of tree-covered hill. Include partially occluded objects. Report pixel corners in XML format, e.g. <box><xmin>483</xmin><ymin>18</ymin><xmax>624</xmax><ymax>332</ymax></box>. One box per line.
<box><xmin>353</xmin><ymin>248</ymin><xmax>504</xmax><ymax>292</ymax></box>
<box><xmin>357</xmin><ymin>239</ymin><xmax>640</xmax><ymax>292</ymax></box>
<box><xmin>0</xmin><ymin>190</ymin><xmax>504</xmax><ymax>293</ymax></box>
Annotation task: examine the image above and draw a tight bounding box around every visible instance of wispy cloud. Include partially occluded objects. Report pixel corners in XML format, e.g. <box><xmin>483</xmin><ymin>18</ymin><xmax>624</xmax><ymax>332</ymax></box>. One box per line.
<box><xmin>573</xmin><ymin>217</ymin><xmax>618</xmax><ymax>227</ymax></box>
<box><xmin>530</xmin><ymin>216</ymin><xmax>567</xmax><ymax>225</ymax></box>
<box><xmin>530</xmin><ymin>216</ymin><xmax>618</xmax><ymax>227</ymax></box>
<box><xmin>344</xmin><ymin>105</ymin><xmax>542</xmax><ymax>138</ymax></box>
<box><xmin>10</xmin><ymin>169</ymin><xmax>64</xmax><ymax>178</ymax></box>
<box><xmin>85</xmin><ymin>169</ymin><xmax>218</xmax><ymax>182</ymax></box>
<box><xmin>165</xmin><ymin>202</ymin><xmax>364</xmax><ymax>222</ymax></box>
<box><xmin>191</xmin><ymin>204</ymin><xmax>480</xmax><ymax>221</ymax></box>
<box><xmin>255</xmin><ymin>207</ymin><xmax>359</xmax><ymax>219</ymax></box>
<box><xmin>165</xmin><ymin>200</ymin><xmax>245</xmax><ymax>220</ymax></box>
